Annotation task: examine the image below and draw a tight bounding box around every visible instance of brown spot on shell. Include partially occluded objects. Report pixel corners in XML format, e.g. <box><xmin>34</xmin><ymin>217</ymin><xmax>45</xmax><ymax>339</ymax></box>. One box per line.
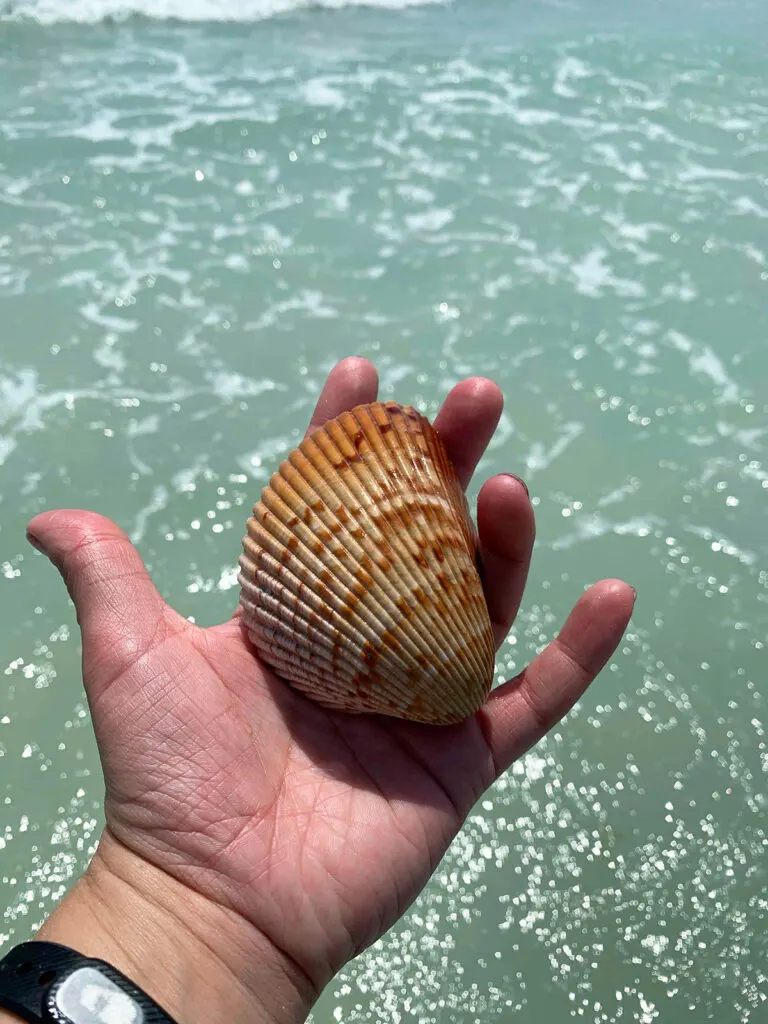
<box><xmin>380</xmin><ymin>630</ymin><xmax>401</xmax><ymax>653</ymax></box>
<box><xmin>361</xmin><ymin>641</ymin><xmax>378</xmax><ymax>669</ymax></box>
<box><xmin>357</xmin><ymin>570</ymin><xmax>374</xmax><ymax>590</ymax></box>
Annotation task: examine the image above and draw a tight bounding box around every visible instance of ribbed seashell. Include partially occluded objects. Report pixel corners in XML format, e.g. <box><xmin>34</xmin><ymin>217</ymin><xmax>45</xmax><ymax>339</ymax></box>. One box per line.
<box><xmin>238</xmin><ymin>401</ymin><xmax>495</xmax><ymax>724</ymax></box>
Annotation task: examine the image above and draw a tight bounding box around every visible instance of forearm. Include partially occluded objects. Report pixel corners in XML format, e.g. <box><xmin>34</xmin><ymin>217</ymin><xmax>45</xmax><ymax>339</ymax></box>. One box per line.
<box><xmin>0</xmin><ymin>831</ymin><xmax>315</xmax><ymax>1024</ymax></box>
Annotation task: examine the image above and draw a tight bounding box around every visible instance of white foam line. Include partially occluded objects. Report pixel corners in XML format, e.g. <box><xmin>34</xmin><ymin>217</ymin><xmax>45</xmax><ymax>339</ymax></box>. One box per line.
<box><xmin>5</xmin><ymin>0</ymin><xmax>445</xmax><ymax>25</ymax></box>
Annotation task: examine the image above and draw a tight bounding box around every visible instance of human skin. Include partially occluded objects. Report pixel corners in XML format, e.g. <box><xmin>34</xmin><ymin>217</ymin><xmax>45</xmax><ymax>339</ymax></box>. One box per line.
<box><xmin>0</xmin><ymin>358</ymin><xmax>635</xmax><ymax>1023</ymax></box>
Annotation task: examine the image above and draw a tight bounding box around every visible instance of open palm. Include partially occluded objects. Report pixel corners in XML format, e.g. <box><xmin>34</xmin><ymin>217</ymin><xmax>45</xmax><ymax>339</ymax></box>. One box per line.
<box><xmin>27</xmin><ymin>358</ymin><xmax>634</xmax><ymax>1000</ymax></box>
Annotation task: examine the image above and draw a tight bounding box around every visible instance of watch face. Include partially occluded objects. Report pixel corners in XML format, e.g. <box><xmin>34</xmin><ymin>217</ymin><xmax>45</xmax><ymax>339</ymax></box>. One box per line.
<box><xmin>50</xmin><ymin>966</ymin><xmax>145</xmax><ymax>1024</ymax></box>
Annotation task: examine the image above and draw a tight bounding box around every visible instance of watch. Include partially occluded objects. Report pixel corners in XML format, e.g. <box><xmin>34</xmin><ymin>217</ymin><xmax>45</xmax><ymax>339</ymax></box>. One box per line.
<box><xmin>0</xmin><ymin>942</ymin><xmax>178</xmax><ymax>1023</ymax></box>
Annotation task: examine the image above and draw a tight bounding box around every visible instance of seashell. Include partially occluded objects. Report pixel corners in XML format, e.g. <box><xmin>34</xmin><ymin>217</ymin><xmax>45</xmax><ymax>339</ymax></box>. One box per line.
<box><xmin>238</xmin><ymin>401</ymin><xmax>495</xmax><ymax>724</ymax></box>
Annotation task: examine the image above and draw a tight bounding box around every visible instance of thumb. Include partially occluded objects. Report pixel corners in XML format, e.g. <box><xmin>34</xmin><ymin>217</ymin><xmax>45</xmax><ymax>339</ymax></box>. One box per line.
<box><xmin>27</xmin><ymin>509</ymin><xmax>170</xmax><ymax>695</ymax></box>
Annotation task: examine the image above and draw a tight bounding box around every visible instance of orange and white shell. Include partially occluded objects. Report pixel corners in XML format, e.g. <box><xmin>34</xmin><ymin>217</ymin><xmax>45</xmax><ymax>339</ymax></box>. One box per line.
<box><xmin>238</xmin><ymin>401</ymin><xmax>494</xmax><ymax>724</ymax></box>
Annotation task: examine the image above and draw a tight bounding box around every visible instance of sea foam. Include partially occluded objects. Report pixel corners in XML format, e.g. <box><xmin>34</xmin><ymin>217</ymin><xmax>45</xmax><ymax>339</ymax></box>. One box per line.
<box><xmin>3</xmin><ymin>0</ymin><xmax>444</xmax><ymax>23</ymax></box>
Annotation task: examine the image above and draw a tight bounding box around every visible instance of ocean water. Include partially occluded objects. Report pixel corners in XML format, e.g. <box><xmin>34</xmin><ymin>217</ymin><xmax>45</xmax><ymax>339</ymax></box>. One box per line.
<box><xmin>1</xmin><ymin>0</ymin><xmax>767</xmax><ymax>1020</ymax></box>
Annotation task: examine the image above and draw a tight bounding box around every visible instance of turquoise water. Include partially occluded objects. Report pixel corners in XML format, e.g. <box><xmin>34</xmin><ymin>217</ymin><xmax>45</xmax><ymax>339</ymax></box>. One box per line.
<box><xmin>1</xmin><ymin>0</ymin><xmax>767</xmax><ymax>1020</ymax></box>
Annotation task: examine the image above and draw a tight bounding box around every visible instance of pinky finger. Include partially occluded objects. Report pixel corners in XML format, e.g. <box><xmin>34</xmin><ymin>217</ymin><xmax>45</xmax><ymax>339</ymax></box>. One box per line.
<box><xmin>480</xmin><ymin>579</ymin><xmax>635</xmax><ymax>777</ymax></box>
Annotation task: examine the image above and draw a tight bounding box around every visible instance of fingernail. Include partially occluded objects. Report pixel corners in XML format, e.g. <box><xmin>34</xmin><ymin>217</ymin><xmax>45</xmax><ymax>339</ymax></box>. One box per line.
<box><xmin>502</xmin><ymin>473</ymin><xmax>529</xmax><ymax>498</ymax></box>
<box><xmin>26</xmin><ymin>531</ymin><xmax>47</xmax><ymax>555</ymax></box>
<box><xmin>631</xmin><ymin>586</ymin><xmax>638</xmax><ymax>603</ymax></box>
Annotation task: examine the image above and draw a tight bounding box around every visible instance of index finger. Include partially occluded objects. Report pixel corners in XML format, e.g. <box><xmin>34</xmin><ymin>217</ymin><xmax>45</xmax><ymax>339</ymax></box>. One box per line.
<box><xmin>305</xmin><ymin>357</ymin><xmax>379</xmax><ymax>437</ymax></box>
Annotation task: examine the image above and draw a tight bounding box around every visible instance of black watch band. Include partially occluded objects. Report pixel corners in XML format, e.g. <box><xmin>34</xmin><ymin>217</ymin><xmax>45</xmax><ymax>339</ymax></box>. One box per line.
<box><xmin>0</xmin><ymin>941</ymin><xmax>178</xmax><ymax>1023</ymax></box>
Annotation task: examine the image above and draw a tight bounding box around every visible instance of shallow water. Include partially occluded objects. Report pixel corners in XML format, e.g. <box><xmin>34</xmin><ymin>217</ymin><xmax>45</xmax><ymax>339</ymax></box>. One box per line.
<box><xmin>1</xmin><ymin>0</ymin><xmax>767</xmax><ymax>1020</ymax></box>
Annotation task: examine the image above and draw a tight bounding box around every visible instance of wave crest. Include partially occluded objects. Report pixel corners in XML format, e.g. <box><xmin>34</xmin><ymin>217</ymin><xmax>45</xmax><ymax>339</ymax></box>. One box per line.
<box><xmin>3</xmin><ymin>0</ymin><xmax>444</xmax><ymax>24</ymax></box>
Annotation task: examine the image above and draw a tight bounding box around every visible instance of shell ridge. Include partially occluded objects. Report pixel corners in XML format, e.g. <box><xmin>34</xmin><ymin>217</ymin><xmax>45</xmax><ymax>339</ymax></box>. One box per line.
<box><xmin>280</xmin><ymin>447</ymin><xmax>457</xmax><ymax>672</ymax></box>
<box><xmin>362</xmin><ymin>404</ymin><xmax>492</xmax><ymax>712</ymax></box>
<box><xmin>241</xmin><ymin>600</ymin><xmax>429</xmax><ymax>706</ymax></box>
<box><xmin>381</xmin><ymin>406</ymin><xmax>492</xmax><ymax>694</ymax></box>
<box><xmin>243</xmin><ymin>599</ymin><xmax>443</xmax><ymax>711</ymax></box>
<box><xmin>342</xmin><ymin>403</ymin><xmax>475</xmax><ymax>684</ymax></box>
<box><xmin>253</xmin><ymin>457</ymin><xmax>459</xmax><ymax>706</ymax></box>
<box><xmin>406</xmin><ymin>410</ymin><xmax>494</xmax><ymax>680</ymax></box>
<box><xmin>239</xmin><ymin>401</ymin><xmax>496</xmax><ymax>722</ymax></box>
<box><xmin>239</xmin><ymin>565</ymin><xmax>383</xmax><ymax>680</ymax></box>
<box><xmin>289</xmin><ymin>434</ymin><xmax>459</xmax><ymax>677</ymax></box>
<box><xmin>242</xmin><ymin>524</ymin><xmax>417</xmax><ymax>681</ymax></box>
<box><xmin>241</xmin><ymin>621</ymin><xmax>363</xmax><ymax>700</ymax></box>
<box><xmin>353</xmin><ymin>403</ymin><xmax>492</xmax><ymax>699</ymax></box>
<box><xmin>301</xmin><ymin>421</ymin><xmax>465</xmax><ymax>670</ymax></box>
<box><xmin>313</xmin><ymin>405</ymin><xmax>488</xmax><ymax>710</ymax></box>
<box><xmin>342</xmin><ymin>406</ymin><xmax>471</xmax><ymax>666</ymax></box>
<box><xmin>419</xmin><ymin>416</ymin><xmax>496</xmax><ymax>677</ymax></box>
<box><xmin>402</xmin><ymin>408</ymin><xmax>494</xmax><ymax>681</ymax></box>
<box><xmin>259</xmin><ymin>480</ymin><xmax>431</xmax><ymax>673</ymax></box>
<box><xmin>239</xmin><ymin>572</ymin><xmax>434</xmax><ymax>704</ymax></box>
<box><xmin>322</xmin><ymin>410</ymin><xmax>457</xmax><ymax>607</ymax></box>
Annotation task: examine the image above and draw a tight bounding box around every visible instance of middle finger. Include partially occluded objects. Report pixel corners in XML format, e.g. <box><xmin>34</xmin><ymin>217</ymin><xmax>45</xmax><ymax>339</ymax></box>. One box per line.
<box><xmin>433</xmin><ymin>377</ymin><xmax>504</xmax><ymax>491</ymax></box>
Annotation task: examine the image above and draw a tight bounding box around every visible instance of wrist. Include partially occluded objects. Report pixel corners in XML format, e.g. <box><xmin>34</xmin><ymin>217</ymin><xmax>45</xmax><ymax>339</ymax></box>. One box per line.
<box><xmin>1</xmin><ymin>831</ymin><xmax>314</xmax><ymax>1024</ymax></box>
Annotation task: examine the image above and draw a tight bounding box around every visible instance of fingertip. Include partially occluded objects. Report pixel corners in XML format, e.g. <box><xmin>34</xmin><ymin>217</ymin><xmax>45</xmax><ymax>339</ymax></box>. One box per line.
<box><xmin>582</xmin><ymin>577</ymin><xmax>636</xmax><ymax>615</ymax></box>
<box><xmin>331</xmin><ymin>355</ymin><xmax>379</xmax><ymax>394</ymax></box>
<box><xmin>476</xmin><ymin>473</ymin><xmax>535</xmax><ymax>553</ymax></box>
<box><xmin>305</xmin><ymin>356</ymin><xmax>380</xmax><ymax>437</ymax></box>
<box><xmin>556</xmin><ymin>578</ymin><xmax>636</xmax><ymax>671</ymax></box>
<box><xmin>478</xmin><ymin>472</ymin><xmax>530</xmax><ymax>508</ymax></box>
<box><xmin>25</xmin><ymin>528</ymin><xmax>47</xmax><ymax>555</ymax></box>
<box><xmin>458</xmin><ymin>375</ymin><xmax>503</xmax><ymax>401</ymax></box>
<box><xmin>433</xmin><ymin>376</ymin><xmax>505</xmax><ymax>490</ymax></box>
<box><xmin>27</xmin><ymin>508</ymin><xmax>64</xmax><ymax>540</ymax></box>
<box><xmin>27</xmin><ymin>509</ymin><xmax>128</xmax><ymax>555</ymax></box>
<box><xmin>446</xmin><ymin>376</ymin><xmax>504</xmax><ymax>417</ymax></box>
<box><xmin>594</xmin><ymin>576</ymin><xmax>634</xmax><ymax>594</ymax></box>
<box><xmin>26</xmin><ymin>512</ymin><xmax>50</xmax><ymax>551</ymax></box>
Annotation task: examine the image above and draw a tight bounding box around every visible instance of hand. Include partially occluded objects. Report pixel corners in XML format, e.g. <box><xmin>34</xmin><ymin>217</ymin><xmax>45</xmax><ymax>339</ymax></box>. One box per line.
<box><xmin>19</xmin><ymin>358</ymin><xmax>634</xmax><ymax>1024</ymax></box>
